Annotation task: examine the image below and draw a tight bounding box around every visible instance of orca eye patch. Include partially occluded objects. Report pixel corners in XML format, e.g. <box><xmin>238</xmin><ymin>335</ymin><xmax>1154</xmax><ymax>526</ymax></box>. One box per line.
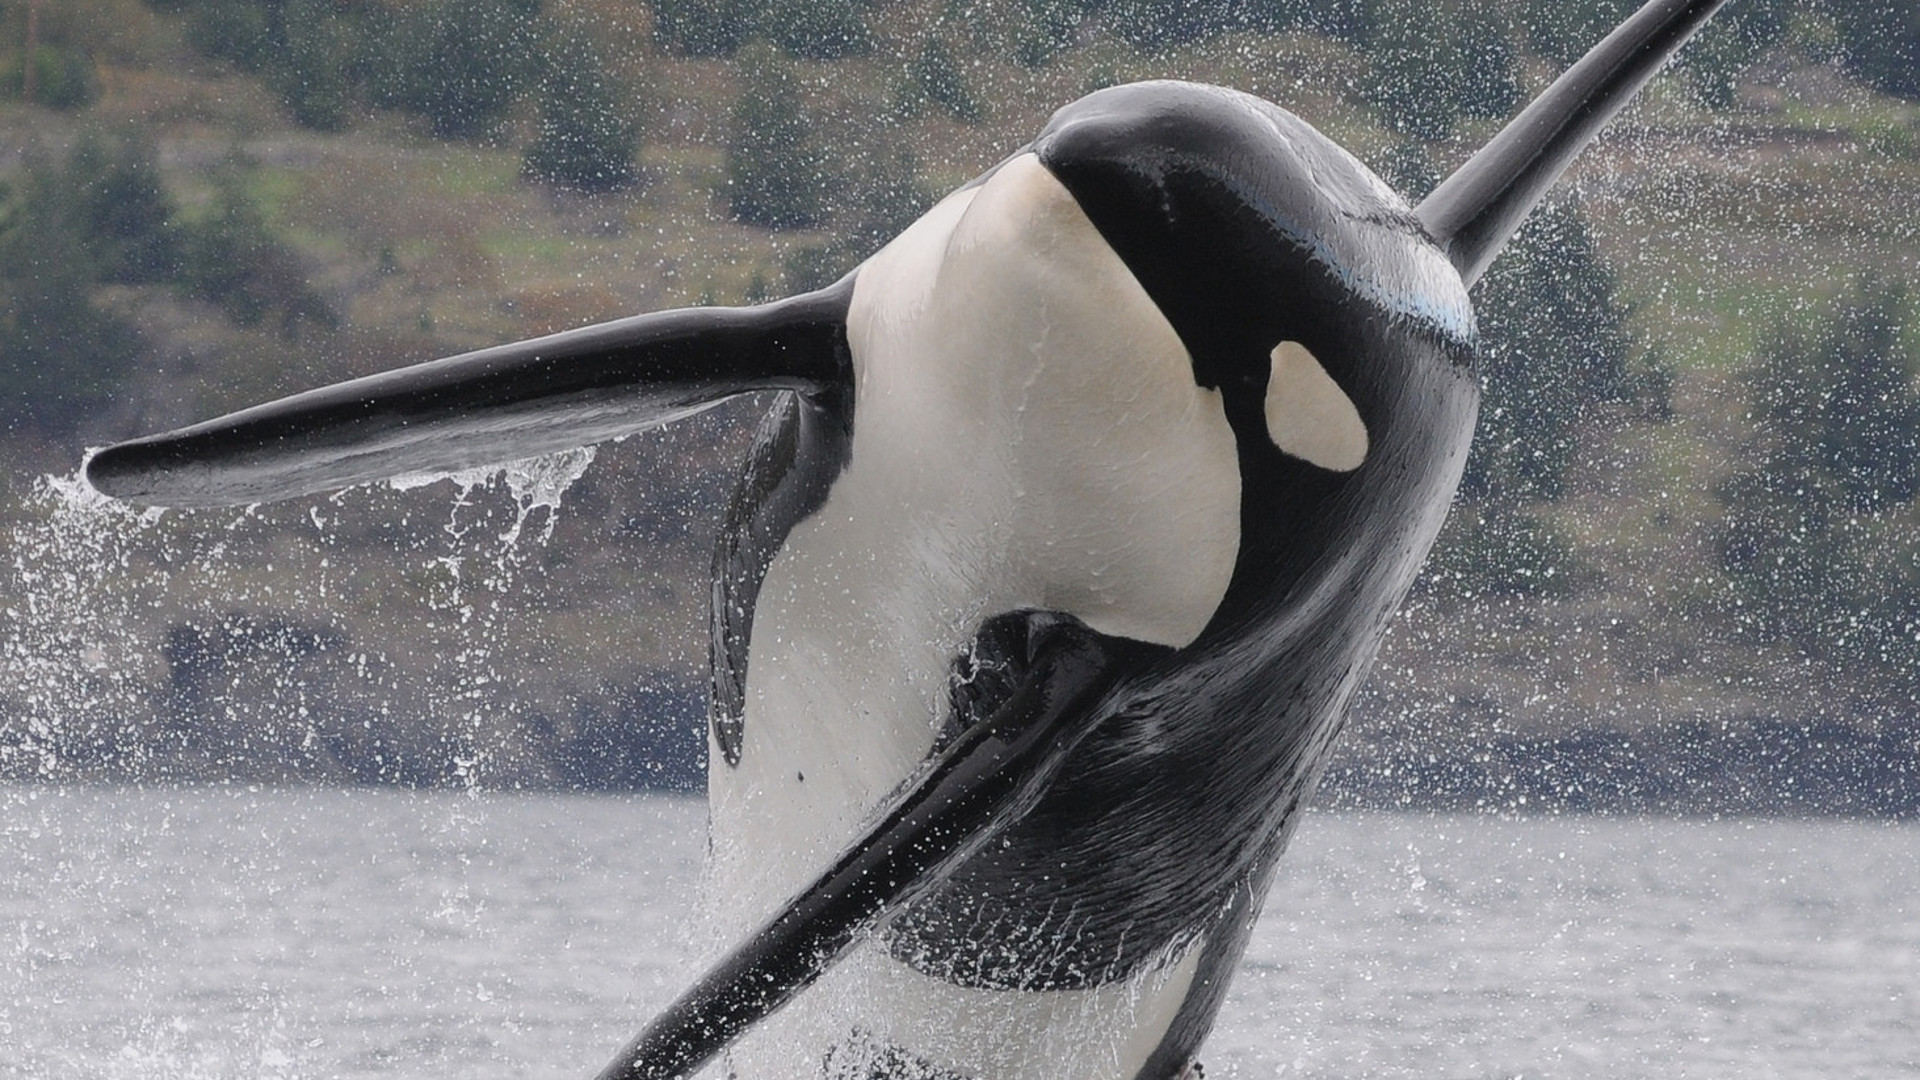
<box><xmin>1263</xmin><ymin>341</ymin><xmax>1368</xmax><ymax>472</ymax></box>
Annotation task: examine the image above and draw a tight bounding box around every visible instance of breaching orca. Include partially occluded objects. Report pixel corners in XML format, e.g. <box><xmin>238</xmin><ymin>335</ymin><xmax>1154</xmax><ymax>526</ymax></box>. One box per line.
<box><xmin>86</xmin><ymin>0</ymin><xmax>1732</xmax><ymax>1076</ymax></box>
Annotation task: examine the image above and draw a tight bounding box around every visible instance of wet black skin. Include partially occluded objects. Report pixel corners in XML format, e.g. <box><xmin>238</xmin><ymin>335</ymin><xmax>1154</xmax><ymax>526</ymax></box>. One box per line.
<box><xmin>900</xmin><ymin>85</ymin><xmax>1479</xmax><ymax>1066</ymax></box>
<box><xmin>81</xmin><ymin>4</ymin><xmax>1733</xmax><ymax>1076</ymax></box>
<box><xmin>683</xmin><ymin>84</ymin><xmax>1480</xmax><ymax>1078</ymax></box>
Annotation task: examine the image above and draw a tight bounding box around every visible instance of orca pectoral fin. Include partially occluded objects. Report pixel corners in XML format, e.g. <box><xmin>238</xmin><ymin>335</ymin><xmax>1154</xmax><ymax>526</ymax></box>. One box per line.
<box><xmin>595</xmin><ymin>613</ymin><xmax>1137</xmax><ymax>1080</ymax></box>
<box><xmin>1418</xmin><ymin>0</ymin><xmax>1729</xmax><ymax>287</ymax></box>
<box><xmin>85</xmin><ymin>282</ymin><xmax>854</xmax><ymax>508</ymax></box>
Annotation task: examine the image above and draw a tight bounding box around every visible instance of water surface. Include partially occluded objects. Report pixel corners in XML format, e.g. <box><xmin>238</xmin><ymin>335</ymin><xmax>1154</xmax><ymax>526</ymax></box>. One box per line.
<box><xmin>2</xmin><ymin>788</ymin><xmax>1912</xmax><ymax>1078</ymax></box>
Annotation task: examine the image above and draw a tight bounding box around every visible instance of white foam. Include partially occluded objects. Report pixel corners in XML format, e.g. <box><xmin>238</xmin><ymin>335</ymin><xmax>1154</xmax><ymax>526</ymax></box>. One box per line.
<box><xmin>388</xmin><ymin>446</ymin><xmax>597</xmax><ymax>545</ymax></box>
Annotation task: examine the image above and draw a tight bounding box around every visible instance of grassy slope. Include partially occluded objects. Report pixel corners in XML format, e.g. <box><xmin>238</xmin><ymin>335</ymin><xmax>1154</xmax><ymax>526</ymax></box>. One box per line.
<box><xmin>3</xmin><ymin>1</ymin><xmax>1916</xmax><ymax>795</ymax></box>
<box><xmin>1334</xmin><ymin>61</ymin><xmax>1920</xmax><ymax>809</ymax></box>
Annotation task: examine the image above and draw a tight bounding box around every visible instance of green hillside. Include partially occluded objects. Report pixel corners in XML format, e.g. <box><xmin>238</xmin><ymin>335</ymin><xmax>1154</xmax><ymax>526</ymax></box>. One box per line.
<box><xmin>2</xmin><ymin>0</ymin><xmax>1917</xmax><ymax>810</ymax></box>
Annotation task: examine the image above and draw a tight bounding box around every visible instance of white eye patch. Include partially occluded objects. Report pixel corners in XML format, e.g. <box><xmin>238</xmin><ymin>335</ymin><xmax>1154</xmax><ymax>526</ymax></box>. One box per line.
<box><xmin>1263</xmin><ymin>341</ymin><xmax>1368</xmax><ymax>472</ymax></box>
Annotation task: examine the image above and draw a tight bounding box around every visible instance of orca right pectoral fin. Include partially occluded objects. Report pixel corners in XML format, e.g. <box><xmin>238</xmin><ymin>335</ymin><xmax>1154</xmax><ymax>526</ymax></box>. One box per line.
<box><xmin>594</xmin><ymin>613</ymin><xmax>1137</xmax><ymax>1080</ymax></box>
<box><xmin>1418</xmin><ymin>0</ymin><xmax>1730</xmax><ymax>287</ymax></box>
<box><xmin>85</xmin><ymin>281</ymin><xmax>854</xmax><ymax>508</ymax></box>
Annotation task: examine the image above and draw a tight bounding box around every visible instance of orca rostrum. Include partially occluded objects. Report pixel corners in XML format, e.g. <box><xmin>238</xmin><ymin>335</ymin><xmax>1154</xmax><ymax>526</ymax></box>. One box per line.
<box><xmin>86</xmin><ymin>1</ymin><xmax>1733</xmax><ymax>1076</ymax></box>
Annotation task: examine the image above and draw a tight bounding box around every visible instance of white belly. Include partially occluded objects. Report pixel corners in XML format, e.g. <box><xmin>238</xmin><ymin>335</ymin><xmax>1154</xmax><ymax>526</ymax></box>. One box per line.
<box><xmin>723</xmin><ymin>938</ymin><xmax>1206</xmax><ymax>1080</ymax></box>
<box><xmin>703</xmin><ymin>154</ymin><xmax>1243</xmax><ymax>1077</ymax></box>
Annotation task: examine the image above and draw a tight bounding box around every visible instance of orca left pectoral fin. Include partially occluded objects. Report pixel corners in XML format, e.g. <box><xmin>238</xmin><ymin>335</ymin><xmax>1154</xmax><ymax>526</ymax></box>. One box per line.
<box><xmin>594</xmin><ymin>612</ymin><xmax>1131</xmax><ymax>1080</ymax></box>
<box><xmin>85</xmin><ymin>282</ymin><xmax>854</xmax><ymax>509</ymax></box>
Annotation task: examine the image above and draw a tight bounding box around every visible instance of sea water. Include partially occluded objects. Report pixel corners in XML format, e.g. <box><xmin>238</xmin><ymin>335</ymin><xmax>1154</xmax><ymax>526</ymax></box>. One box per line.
<box><xmin>1</xmin><ymin>787</ymin><xmax>1913</xmax><ymax>1079</ymax></box>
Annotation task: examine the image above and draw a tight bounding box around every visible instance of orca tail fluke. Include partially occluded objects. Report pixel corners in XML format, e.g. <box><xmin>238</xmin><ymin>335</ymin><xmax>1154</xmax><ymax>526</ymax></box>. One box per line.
<box><xmin>84</xmin><ymin>283</ymin><xmax>853</xmax><ymax>508</ymax></box>
<box><xmin>1417</xmin><ymin>0</ymin><xmax>1731</xmax><ymax>288</ymax></box>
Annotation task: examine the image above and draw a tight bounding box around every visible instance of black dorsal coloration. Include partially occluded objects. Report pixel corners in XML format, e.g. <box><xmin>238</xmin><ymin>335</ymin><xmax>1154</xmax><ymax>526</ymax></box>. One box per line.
<box><xmin>82</xmin><ymin>2</ymin><xmax>1735</xmax><ymax>1076</ymax></box>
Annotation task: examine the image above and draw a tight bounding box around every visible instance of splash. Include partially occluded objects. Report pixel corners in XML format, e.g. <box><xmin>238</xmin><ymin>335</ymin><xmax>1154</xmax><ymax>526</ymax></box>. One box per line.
<box><xmin>2</xmin><ymin>472</ymin><xmax>171</xmax><ymax>780</ymax></box>
<box><xmin>0</xmin><ymin>449</ymin><xmax>609</xmax><ymax>789</ymax></box>
<box><xmin>388</xmin><ymin>446</ymin><xmax>598</xmax><ymax>546</ymax></box>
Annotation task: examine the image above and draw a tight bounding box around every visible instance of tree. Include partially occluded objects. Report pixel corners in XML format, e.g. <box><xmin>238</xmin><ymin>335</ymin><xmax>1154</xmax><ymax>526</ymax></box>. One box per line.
<box><xmin>371</xmin><ymin>0</ymin><xmax>539</xmax><ymax>139</ymax></box>
<box><xmin>1362</xmin><ymin>1</ymin><xmax>1463</xmax><ymax>142</ymax></box>
<box><xmin>1456</xmin><ymin>8</ymin><xmax>1521</xmax><ymax>122</ymax></box>
<box><xmin>902</xmin><ymin>36</ymin><xmax>983</xmax><ymax>123</ymax></box>
<box><xmin>1295</xmin><ymin>0</ymin><xmax>1380</xmax><ymax>47</ymax></box>
<box><xmin>650</xmin><ymin>0</ymin><xmax>755</xmax><ymax>57</ymax></box>
<box><xmin>1674</xmin><ymin>0</ymin><xmax>1790</xmax><ymax>109</ymax></box>
<box><xmin>1717</xmin><ymin>281</ymin><xmax>1920</xmax><ymax>675</ymax></box>
<box><xmin>176</xmin><ymin>166</ymin><xmax>334</xmax><ymax>330</ymax></box>
<box><xmin>1371</xmin><ymin>138</ymin><xmax>1439</xmax><ymax>202</ymax></box>
<box><xmin>1423</xmin><ymin>505</ymin><xmax>1580</xmax><ymax>598</ymax></box>
<box><xmin>1464</xmin><ymin>200</ymin><xmax>1637</xmax><ymax>503</ymax></box>
<box><xmin>269</xmin><ymin>0</ymin><xmax>363</xmax><ymax>131</ymax></box>
<box><xmin>1521</xmin><ymin>0</ymin><xmax>1636</xmax><ymax>67</ymax></box>
<box><xmin>1424</xmin><ymin>199</ymin><xmax>1642</xmax><ymax>598</ymax></box>
<box><xmin>1101</xmin><ymin>0</ymin><xmax>1245</xmax><ymax>51</ymax></box>
<box><xmin>759</xmin><ymin>0</ymin><xmax>871</xmax><ymax>60</ymax></box>
<box><xmin>0</xmin><ymin>161</ymin><xmax>141</xmax><ymax>436</ymax></box>
<box><xmin>522</xmin><ymin>29</ymin><xmax>639</xmax><ymax>193</ymax></box>
<box><xmin>782</xmin><ymin>144</ymin><xmax>927</xmax><ymax>292</ymax></box>
<box><xmin>181</xmin><ymin>0</ymin><xmax>275</xmax><ymax>71</ymax></box>
<box><xmin>2</xmin><ymin>43</ymin><xmax>97</xmax><ymax>109</ymax></box>
<box><xmin>1829</xmin><ymin>0</ymin><xmax>1920</xmax><ymax>101</ymax></box>
<box><xmin>63</xmin><ymin>133</ymin><xmax>180</xmax><ymax>284</ymax></box>
<box><xmin>1011</xmin><ymin>0</ymin><xmax>1090</xmax><ymax>67</ymax></box>
<box><xmin>725</xmin><ymin>52</ymin><xmax>828</xmax><ymax>229</ymax></box>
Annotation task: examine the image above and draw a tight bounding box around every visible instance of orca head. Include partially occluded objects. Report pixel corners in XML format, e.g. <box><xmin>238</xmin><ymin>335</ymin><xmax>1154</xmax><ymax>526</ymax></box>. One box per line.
<box><xmin>1030</xmin><ymin>81</ymin><xmax>1480</xmax><ymax>639</ymax></box>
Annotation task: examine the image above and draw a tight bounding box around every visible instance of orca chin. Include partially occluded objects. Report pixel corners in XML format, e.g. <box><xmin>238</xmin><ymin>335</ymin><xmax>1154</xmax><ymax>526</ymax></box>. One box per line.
<box><xmin>83</xmin><ymin>1</ymin><xmax>1733</xmax><ymax>1076</ymax></box>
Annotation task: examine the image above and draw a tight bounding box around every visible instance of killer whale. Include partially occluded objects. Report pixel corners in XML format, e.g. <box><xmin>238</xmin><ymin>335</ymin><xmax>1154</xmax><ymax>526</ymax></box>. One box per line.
<box><xmin>84</xmin><ymin>1</ymin><xmax>1733</xmax><ymax>1076</ymax></box>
